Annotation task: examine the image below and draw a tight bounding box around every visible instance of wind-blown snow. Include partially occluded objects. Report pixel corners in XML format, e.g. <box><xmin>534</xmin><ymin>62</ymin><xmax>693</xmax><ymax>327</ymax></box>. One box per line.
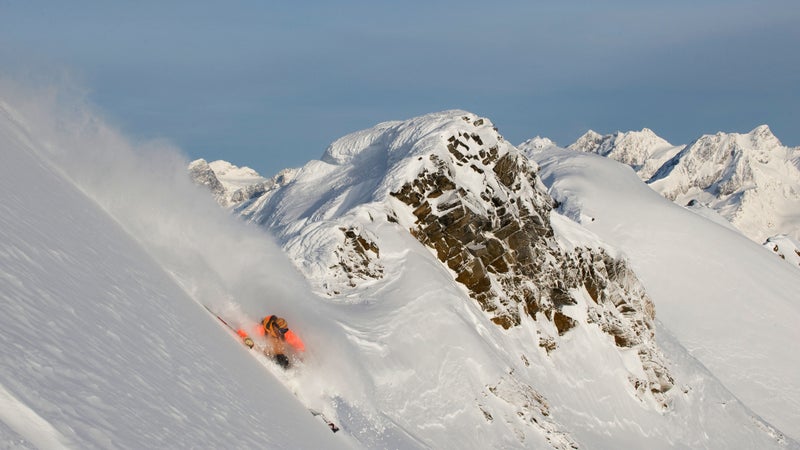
<box><xmin>532</xmin><ymin>146</ymin><xmax>800</xmax><ymax>441</ymax></box>
<box><xmin>0</xmin><ymin>96</ymin><xmax>348</xmax><ymax>448</ymax></box>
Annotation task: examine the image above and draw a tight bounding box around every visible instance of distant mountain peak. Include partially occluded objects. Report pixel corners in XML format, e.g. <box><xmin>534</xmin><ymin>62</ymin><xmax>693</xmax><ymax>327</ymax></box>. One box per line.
<box><xmin>188</xmin><ymin>158</ymin><xmax>293</xmax><ymax>208</ymax></box>
<box><xmin>518</xmin><ymin>136</ymin><xmax>557</xmax><ymax>153</ymax></box>
<box><xmin>748</xmin><ymin>124</ymin><xmax>782</xmax><ymax>149</ymax></box>
<box><xmin>568</xmin><ymin>130</ymin><xmax>604</xmax><ymax>153</ymax></box>
<box><xmin>648</xmin><ymin>125</ymin><xmax>800</xmax><ymax>243</ymax></box>
<box><xmin>567</xmin><ymin>128</ymin><xmax>681</xmax><ymax>179</ymax></box>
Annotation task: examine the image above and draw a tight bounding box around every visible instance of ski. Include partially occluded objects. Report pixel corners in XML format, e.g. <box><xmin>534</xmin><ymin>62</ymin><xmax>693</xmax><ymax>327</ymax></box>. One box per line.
<box><xmin>309</xmin><ymin>409</ymin><xmax>340</xmax><ymax>433</ymax></box>
<box><xmin>203</xmin><ymin>305</ymin><xmax>256</xmax><ymax>349</ymax></box>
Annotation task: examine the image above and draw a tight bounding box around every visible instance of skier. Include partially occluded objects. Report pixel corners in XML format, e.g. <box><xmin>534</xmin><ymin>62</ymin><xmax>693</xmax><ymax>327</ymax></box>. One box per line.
<box><xmin>239</xmin><ymin>315</ymin><xmax>305</xmax><ymax>369</ymax></box>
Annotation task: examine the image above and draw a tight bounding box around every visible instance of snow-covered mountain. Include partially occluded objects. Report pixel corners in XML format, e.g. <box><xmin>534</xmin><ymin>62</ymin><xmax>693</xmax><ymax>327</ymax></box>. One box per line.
<box><xmin>567</xmin><ymin>128</ymin><xmax>684</xmax><ymax>180</ymax></box>
<box><xmin>648</xmin><ymin>125</ymin><xmax>800</xmax><ymax>244</ymax></box>
<box><xmin>188</xmin><ymin>158</ymin><xmax>298</xmax><ymax>207</ymax></box>
<box><xmin>191</xmin><ymin>110</ymin><xmax>799</xmax><ymax>448</ymax></box>
<box><xmin>196</xmin><ymin>112</ymin><xmax>674</xmax><ymax>403</ymax></box>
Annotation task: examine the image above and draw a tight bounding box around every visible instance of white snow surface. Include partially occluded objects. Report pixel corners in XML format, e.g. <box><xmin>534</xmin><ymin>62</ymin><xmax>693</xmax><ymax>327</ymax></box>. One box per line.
<box><xmin>207</xmin><ymin>159</ymin><xmax>267</xmax><ymax>189</ymax></box>
<box><xmin>531</xmin><ymin>146</ymin><xmax>800</xmax><ymax>442</ymax></box>
<box><xmin>2</xmin><ymin>84</ymin><xmax>799</xmax><ymax>450</ymax></box>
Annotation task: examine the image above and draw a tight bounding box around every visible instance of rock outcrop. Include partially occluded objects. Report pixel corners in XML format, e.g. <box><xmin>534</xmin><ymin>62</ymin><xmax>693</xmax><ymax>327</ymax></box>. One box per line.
<box><xmin>388</xmin><ymin>116</ymin><xmax>672</xmax><ymax>402</ymax></box>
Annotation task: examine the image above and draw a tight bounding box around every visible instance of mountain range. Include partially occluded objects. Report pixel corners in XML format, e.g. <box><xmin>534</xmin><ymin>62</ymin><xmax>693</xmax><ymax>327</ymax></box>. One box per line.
<box><xmin>2</xmin><ymin>93</ymin><xmax>799</xmax><ymax>449</ymax></box>
<box><xmin>567</xmin><ymin>125</ymin><xmax>800</xmax><ymax>269</ymax></box>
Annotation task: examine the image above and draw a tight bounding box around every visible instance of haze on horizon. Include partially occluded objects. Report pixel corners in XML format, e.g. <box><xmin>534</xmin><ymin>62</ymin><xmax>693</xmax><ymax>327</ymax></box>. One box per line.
<box><xmin>1</xmin><ymin>0</ymin><xmax>798</xmax><ymax>176</ymax></box>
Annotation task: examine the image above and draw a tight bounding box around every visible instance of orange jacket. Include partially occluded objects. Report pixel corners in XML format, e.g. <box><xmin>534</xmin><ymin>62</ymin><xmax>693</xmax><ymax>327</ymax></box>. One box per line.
<box><xmin>259</xmin><ymin>315</ymin><xmax>305</xmax><ymax>353</ymax></box>
<box><xmin>283</xmin><ymin>329</ymin><xmax>305</xmax><ymax>352</ymax></box>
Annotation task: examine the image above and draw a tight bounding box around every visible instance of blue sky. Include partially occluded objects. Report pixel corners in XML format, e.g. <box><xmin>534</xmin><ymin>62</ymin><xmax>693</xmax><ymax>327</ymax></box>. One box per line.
<box><xmin>2</xmin><ymin>1</ymin><xmax>798</xmax><ymax>176</ymax></box>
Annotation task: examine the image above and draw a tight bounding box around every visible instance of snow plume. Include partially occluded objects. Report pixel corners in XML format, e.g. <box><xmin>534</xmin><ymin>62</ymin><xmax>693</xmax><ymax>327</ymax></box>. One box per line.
<box><xmin>0</xmin><ymin>80</ymin><xmax>343</xmax><ymax>373</ymax></box>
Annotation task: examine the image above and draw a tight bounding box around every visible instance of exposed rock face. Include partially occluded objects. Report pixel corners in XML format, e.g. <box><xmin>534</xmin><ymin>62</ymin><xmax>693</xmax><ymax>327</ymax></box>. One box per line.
<box><xmin>331</xmin><ymin>226</ymin><xmax>383</xmax><ymax>293</ymax></box>
<box><xmin>188</xmin><ymin>159</ymin><xmax>226</xmax><ymax>200</ymax></box>
<box><xmin>388</xmin><ymin>117</ymin><xmax>672</xmax><ymax>402</ymax></box>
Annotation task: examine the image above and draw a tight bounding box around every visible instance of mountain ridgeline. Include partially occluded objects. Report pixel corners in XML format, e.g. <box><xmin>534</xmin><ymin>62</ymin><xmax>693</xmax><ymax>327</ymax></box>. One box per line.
<box><xmin>566</xmin><ymin>125</ymin><xmax>800</xmax><ymax>266</ymax></box>
<box><xmin>190</xmin><ymin>111</ymin><xmax>674</xmax><ymax>405</ymax></box>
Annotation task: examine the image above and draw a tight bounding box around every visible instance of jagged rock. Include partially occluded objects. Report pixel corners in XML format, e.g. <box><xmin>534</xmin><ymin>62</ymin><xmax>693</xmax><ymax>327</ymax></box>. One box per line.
<box><xmin>389</xmin><ymin>122</ymin><xmax>672</xmax><ymax>402</ymax></box>
<box><xmin>188</xmin><ymin>159</ymin><xmax>226</xmax><ymax>201</ymax></box>
<box><xmin>334</xmin><ymin>226</ymin><xmax>384</xmax><ymax>288</ymax></box>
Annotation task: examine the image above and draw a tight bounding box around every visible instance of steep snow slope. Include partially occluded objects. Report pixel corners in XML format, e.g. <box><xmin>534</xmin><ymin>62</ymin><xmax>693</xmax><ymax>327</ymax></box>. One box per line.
<box><xmin>0</xmin><ymin>101</ymin><xmax>348</xmax><ymax>449</ymax></box>
<box><xmin>567</xmin><ymin>128</ymin><xmax>684</xmax><ymax>180</ymax></box>
<box><xmin>194</xmin><ymin>110</ymin><xmax>795</xmax><ymax>448</ymax></box>
<box><xmin>531</xmin><ymin>146</ymin><xmax>800</xmax><ymax>442</ymax></box>
<box><xmin>648</xmin><ymin>125</ymin><xmax>800</xmax><ymax>244</ymax></box>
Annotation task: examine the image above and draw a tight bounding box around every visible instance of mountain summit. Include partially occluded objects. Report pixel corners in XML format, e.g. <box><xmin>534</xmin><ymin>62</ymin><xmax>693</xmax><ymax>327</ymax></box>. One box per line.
<box><xmin>567</xmin><ymin>128</ymin><xmax>684</xmax><ymax>180</ymax></box>
<box><xmin>193</xmin><ymin>112</ymin><xmax>670</xmax><ymax>382</ymax></box>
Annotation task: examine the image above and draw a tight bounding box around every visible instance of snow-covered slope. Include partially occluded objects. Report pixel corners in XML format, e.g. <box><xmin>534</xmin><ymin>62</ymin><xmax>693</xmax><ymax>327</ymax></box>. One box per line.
<box><xmin>648</xmin><ymin>125</ymin><xmax>800</xmax><ymax>244</ymax></box>
<box><xmin>528</xmin><ymin>145</ymin><xmax>800</xmax><ymax>442</ymax></box>
<box><xmin>566</xmin><ymin>128</ymin><xmax>684</xmax><ymax>180</ymax></box>
<box><xmin>0</xmin><ymin>100</ymin><xmax>347</xmax><ymax>449</ymax></box>
<box><xmin>193</xmin><ymin>110</ymin><xmax>796</xmax><ymax>448</ymax></box>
